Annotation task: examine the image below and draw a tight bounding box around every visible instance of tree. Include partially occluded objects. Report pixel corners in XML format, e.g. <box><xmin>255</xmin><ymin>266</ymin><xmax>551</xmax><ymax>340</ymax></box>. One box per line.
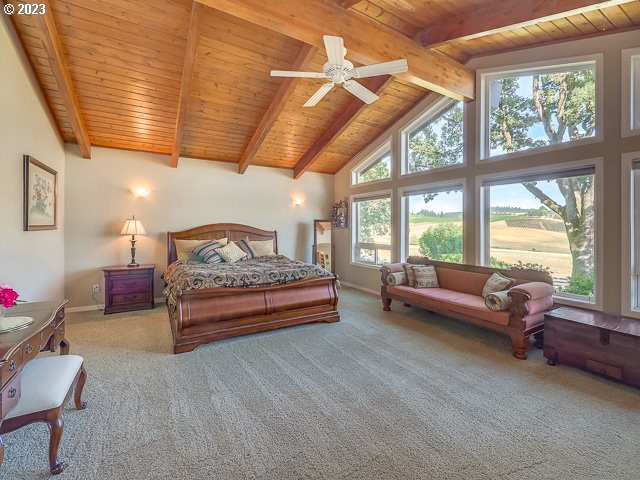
<box><xmin>418</xmin><ymin>223</ymin><xmax>462</xmax><ymax>263</ymax></box>
<box><xmin>358</xmin><ymin>154</ymin><xmax>390</xmax><ymax>183</ymax></box>
<box><xmin>409</xmin><ymin>101</ymin><xmax>463</xmax><ymax>172</ymax></box>
<box><xmin>358</xmin><ymin>198</ymin><xmax>391</xmax><ymax>243</ymax></box>
<box><xmin>490</xmin><ymin>69</ymin><xmax>596</xmax><ymax>283</ymax></box>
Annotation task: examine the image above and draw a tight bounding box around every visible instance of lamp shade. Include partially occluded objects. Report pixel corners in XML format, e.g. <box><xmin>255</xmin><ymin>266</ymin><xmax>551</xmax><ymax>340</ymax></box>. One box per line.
<box><xmin>121</xmin><ymin>218</ymin><xmax>147</xmax><ymax>236</ymax></box>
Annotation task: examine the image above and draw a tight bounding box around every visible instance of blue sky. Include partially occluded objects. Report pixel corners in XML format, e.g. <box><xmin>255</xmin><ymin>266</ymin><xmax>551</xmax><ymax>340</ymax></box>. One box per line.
<box><xmin>407</xmin><ymin>180</ymin><xmax>567</xmax><ymax>214</ymax></box>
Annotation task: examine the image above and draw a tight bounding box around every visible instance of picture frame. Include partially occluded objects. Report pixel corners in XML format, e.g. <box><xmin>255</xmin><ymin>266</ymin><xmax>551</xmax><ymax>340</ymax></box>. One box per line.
<box><xmin>23</xmin><ymin>155</ymin><xmax>57</xmax><ymax>231</ymax></box>
<box><xmin>332</xmin><ymin>198</ymin><xmax>348</xmax><ymax>228</ymax></box>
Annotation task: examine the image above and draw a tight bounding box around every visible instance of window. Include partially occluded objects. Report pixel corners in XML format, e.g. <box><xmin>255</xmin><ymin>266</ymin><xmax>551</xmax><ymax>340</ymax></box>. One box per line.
<box><xmin>353</xmin><ymin>194</ymin><xmax>391</xmax><ymax>266</ymax></box>
<box><xmin>352</xmin><ymin>144</ymin><xmax>391</xmax><ymax>185</ymax></box>
<box><xmin>481</xmin><ymin>166</ymin><xmax>597</xmax><ymax>303</ymax></box>
<box><xmin>405</xmin><ymin>99</ymin><xmax>463</xmax><ymax>174</ymax></box>
<box><xmin>480</xmin><ymin>57</ymin><xmax>599</xmax><ymax>159</ymax></box>
<box><xmin>632</xmin><ymin>160</ymin><xmax>640</xmax><ymax>310</ymax></box>
<box><xmin>402</xmin><ymin>184</ymin><xmax>463</xmax><ymax>262</ymax></box>
<box><xmin>622</xmin><ymin>49</ymin><xmax>640</xmax><ymax>136</ymax></box>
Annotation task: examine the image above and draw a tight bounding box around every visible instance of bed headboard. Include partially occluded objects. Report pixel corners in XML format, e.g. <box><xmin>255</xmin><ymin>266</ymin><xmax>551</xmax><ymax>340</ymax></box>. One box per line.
<box><xmin>167</xmin><ymin>223</ymin><xmax>278</xmax><ymax>265</ymax></box>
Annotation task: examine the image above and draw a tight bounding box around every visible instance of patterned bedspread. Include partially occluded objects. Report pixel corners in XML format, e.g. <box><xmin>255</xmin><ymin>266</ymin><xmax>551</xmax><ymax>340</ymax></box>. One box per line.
<box><xmin>163</xmin><ymin>255</ymin><xmax>333</xmax><ymax>311</ymax></box>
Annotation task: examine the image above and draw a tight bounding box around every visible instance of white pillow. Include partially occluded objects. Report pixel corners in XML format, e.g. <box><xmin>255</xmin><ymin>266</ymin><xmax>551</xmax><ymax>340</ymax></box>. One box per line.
<box><xmin>215</xmin><ymin>242</ymin><xmax>247</xmax><ymax>264</ymax></box>
<box><xmin>174</xmin><ymin>238</ymin><xmax>227</xmax><ymax>261</ymax></box>
<box><xmin>249</xmin><ymin>239</ymin><xmax>275</xmax><ymax>256</ymax></box>
<box><xmin>482</xmin><ymin>272</ymin><xmax>515</xmax><ymax>297</ymax></box>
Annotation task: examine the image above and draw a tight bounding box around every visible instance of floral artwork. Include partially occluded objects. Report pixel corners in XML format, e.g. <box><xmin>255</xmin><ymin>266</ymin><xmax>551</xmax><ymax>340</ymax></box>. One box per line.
<box><xmin>24</xmin><ymin>155</ymin><xmax>57</xmax><ymax>230</ymax></box>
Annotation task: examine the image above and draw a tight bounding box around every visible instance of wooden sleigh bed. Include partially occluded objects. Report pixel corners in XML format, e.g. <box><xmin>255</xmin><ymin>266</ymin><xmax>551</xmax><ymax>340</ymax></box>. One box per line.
<box><xmin>166</xmin><ymin>223</ymin><xmax>340</xmax><ymax>353</ymax></box>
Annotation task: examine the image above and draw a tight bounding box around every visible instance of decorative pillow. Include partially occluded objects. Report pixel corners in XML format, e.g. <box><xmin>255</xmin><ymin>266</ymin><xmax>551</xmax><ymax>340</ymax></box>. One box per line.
<box><xmin>482</xmin><ymin>272</ymin><xmax>515</xmax><ymax>298</ymax></box>
<box><xmin>191</xmin><ymin>240</ymin><xmax>225</xmax><ymax>264</ymax></box>
<box><xmin>412</xmin><ymin>265</ymin><xmax>439</xmax><ymax>288</ymax></box>
<box><xmin>215</xmin><ymin>242</ymin><xmax>247</xmax><ymax>264</ymax></box>
<box><xmin>386</xmin><ymin>272</ymin><xmax>407</xmax><ymax>286</ymax></box>
<box><xmin>484</xmin><ymin>290</ymin><xmax>512</xmax><ymax>311</ymax></box>
<box><xmin>403</xmin><ymin>264</ymin><xmax>416</xmax><ymax>287</ymax></box>
<box><xmin>236</xmin><ymin>239</ymin><xmax>257</xmax><ymax>260</ymax></box>
<box><xmin>175</xmin><ymin>238</ymin><xmax>228</xmax><ymax>261</ymax></box>
<box><xmin>249</xmin><ymin>239</ymin><xmax>275</xmax><ymax>256</ymax></box>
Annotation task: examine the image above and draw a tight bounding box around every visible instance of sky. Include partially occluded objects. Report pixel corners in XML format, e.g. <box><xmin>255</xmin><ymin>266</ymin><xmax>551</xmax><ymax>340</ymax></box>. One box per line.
<box><xmin>407</xmin><ymin>180</ymin><xmax>571</xmax><ymax>214</ymax></box>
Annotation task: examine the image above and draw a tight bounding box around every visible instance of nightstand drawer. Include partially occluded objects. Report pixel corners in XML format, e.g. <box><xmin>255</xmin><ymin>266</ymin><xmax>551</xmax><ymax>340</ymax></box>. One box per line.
<box><xmin>111</xmin><ymin>291</ymin><xmax>150</xmax><ymax>305</ymax></box>
<box><xmin>110</xmin><ymin>277</ymin><xmax>151</xmax><ymax>293</ymax></box>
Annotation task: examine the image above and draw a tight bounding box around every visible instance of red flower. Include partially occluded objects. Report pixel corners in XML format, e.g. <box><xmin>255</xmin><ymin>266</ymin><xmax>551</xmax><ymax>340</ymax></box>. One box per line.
<box><xmin>0</xmin><ymin>285</ymin><xmax>19</xmax><ymax>308</ymax></box>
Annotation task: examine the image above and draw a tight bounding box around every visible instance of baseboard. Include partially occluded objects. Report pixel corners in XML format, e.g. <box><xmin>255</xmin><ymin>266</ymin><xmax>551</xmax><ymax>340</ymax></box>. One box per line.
<box><xmin>67</xmin><ymin>297</ymin><xmax>165</xmax><ymax>313</ymax></box>
<box><xmin>340</xmin><ymin>281</ymin><xmax>379</xmax><ymax>296</ymax></box>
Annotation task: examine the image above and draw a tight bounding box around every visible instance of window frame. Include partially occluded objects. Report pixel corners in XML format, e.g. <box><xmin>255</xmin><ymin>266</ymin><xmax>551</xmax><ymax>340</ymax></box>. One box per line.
<box><xmin>477</xmin><ymin>54</ymin><xmax>603</xmax><ymax>163</ymax></box>
<box><xmin>400</xmin><ymin>96</ymin><xmax>465</xmax><ymax>177</ymax></box>
<box><xmin>476</xmin><ymin>157</ymin><xmax>604</xmax><ymax>310</ymax></box>
<box><xmin>622</xmin><ymin>48</ymin><xmax>640</xmax><ymax>138</ymax></box>
<box><xmin>399</xmin><ymin>179</ymin><xmax>466</xmax><ymax>262</ymax></box>
<box><xmin>621</xmin><ymin>152</ymin><xmax>640</xmax><ymax>319</ymax></box>
<box><xmin>350</xmin><ymin>189</ymin><xmax>393</xmax><ymax>269</ymax></box>
<box><xmin>350</xmin><ymin>140</ymin><xmax>392</xmax><ymax>186</ymax></box>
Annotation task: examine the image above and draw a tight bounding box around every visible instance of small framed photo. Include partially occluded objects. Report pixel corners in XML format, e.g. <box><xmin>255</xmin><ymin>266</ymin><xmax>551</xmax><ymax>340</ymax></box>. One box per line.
<box><xmin>23</xmin><ymin>155</ymin><xmax>57</xmax><ymax>231</ymax></box>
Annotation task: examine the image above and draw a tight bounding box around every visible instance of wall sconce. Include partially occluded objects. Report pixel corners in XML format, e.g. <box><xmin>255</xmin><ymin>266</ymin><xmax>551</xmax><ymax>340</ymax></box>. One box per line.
<box><xmin>293</xmin><ymin>196</ymin><xmax>304</xmax><ymax>207</ymax></box>
<box><xmin>132</xmin><ymin>187</ymin><xmax>151</xmax><ymax>198</ymax></box>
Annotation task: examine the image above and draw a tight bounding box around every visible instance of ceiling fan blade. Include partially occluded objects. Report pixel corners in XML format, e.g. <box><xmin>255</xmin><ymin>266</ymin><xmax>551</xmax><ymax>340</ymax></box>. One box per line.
<box><xmin>343</xmin><ymin>80</ymin><xmax>379</xmax><ymax>104</ymax></box>
<box><xmin>303</xmin><ymin>83</ymin><xmax>335</xmax><ymax>107</ymax></box>
<box><xmin>323</xmin><ymin>35</ymin><xmax>345</xmax><ymax>66</ymax></box>
<box><xmin>271</xmin><ymin>70</ymin><xmax>326</xmax><ymax>78</ymax></box>
<box><xmin>351</xmin><ymin>59</ymin><xmax>408</xmax><ymax>78</ymax></box>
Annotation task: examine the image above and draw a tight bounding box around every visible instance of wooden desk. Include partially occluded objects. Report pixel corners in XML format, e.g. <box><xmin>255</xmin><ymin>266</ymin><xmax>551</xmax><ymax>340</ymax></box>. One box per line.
<box><xmin>0</xmin><ymin>300</ymin><xmax>69</xmax><ymax>469</ymax></box>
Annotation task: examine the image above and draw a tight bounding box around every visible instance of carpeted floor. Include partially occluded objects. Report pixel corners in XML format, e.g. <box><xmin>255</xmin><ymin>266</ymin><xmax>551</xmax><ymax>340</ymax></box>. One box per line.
<box><xmin>2</xmin><ymin>288</ymin><xmax>639</xmax><ymax>479</ymax></box>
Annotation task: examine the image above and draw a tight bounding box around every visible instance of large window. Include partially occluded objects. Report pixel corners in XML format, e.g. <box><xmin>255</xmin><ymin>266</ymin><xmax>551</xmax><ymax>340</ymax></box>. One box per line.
<box><xmin>402</xmin><ymin>184</ymin><xmax>463</xmax><ymax>262</ymax></box>
<box><xmin>353</xmin><ymin>194</ymin><xmax>391</xmax><ymax>266</ymax></box>
<box><xmin>632</xmin><ymin>161</ymin><xmax>640</xmax><ymax>310</ymax></box>
<box><xmin>405</xmin><ymin>99</ymin><xmax>463</xmax><ymax>174</ymax></box>
<box><xmin>623</xmin><ymin>49</ymin><xmax>640</xmax><ymax>136</ymax></box>
<box><xmin>482</xmin><ymin>166</ymin><xmax>597</xmax><ymax>303</ymax></box>
<box><xmin>352</xmin><ymin>144</ymin><xmax>391</xmax><ymax>185</ymax></box>
<box><xmin>481</xmin><ymin>58</ymin><xmax>598</xmax><ymax>159</ymax></box>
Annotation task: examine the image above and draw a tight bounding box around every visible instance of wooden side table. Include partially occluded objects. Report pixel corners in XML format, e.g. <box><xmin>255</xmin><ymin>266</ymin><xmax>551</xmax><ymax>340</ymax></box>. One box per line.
<box><xmin>544</xmin><ymin>306</ymin><xmax>640</xmax><ymax>388</ymax></box>
<box><xmin>103</xmin><ymin>265</ymin><xmax>155</xmax><ymax>315</ymax></box>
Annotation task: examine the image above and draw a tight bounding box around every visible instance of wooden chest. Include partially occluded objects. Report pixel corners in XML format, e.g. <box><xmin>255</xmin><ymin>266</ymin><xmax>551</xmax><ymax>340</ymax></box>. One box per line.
<box><xmin>544</xmin><ymin>306</ymin><xmax>640</xmax><ymax>388</ymax></box>
<box><xmin>103</xmin><ymin>265</ymin><xmax>155</xmax><ymax>315</ymax></box>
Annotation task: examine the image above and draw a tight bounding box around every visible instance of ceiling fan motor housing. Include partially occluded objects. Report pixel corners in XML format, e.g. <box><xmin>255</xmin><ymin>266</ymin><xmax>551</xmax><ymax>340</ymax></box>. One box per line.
<box><xmin>323</xmin><ymin>60</ymin><xmax>354</xmax><ymax>84</ymax></box>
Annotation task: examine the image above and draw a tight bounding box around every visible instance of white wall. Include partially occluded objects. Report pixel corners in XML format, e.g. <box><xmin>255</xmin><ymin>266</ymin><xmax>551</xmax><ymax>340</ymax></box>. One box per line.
<box><xmin>334</xmin><ymin>29</ymin><xmax>640</xmax><ymax>315</ymax></box>
<box><xmin>0</xmin><ymin>17</ymin><xmax>66</xmax><ymax>301</ymax></box>
<box><xmin>64</xmin><ymin>146</ymin><xmax>334</xmax><ymax>308</ymax></box>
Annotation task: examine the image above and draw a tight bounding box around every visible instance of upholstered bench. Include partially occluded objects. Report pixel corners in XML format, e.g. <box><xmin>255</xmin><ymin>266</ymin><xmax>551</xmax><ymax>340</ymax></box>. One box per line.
<box><xmin>1</xmin><ymin>354</ymin><xmax>87</xmax><ymax>475</ymax></box>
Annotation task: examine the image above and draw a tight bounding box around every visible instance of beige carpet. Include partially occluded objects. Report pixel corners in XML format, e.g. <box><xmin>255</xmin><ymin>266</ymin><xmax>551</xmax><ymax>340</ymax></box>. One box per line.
<box><xmin>2</xmin><ymin>288</ymin><xmax>639</xmax><ymax>479</ymax></box>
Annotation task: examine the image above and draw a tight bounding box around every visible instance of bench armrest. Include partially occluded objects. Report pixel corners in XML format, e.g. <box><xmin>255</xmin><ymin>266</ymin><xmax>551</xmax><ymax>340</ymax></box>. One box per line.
<box><xmin>380</xmin><ymin>263</ymin><xmax>405</xmax><ymax>285</ymax></box>
<box><xmin>508</xmin><ymin>282</ymin><xmax>554</xmax><ymax>317</ymax></box>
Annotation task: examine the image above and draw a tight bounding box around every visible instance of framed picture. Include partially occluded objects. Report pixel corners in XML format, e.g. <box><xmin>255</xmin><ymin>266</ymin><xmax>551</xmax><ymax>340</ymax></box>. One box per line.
<box><xmin>332</xmin><ymin>198</ymin><xmax>348</xmax><ymax>228</ymax></box>
<box><xmin>23</xmin><ymin>155</ymin><xmax>57</xmax><ymax>231</ymax></box>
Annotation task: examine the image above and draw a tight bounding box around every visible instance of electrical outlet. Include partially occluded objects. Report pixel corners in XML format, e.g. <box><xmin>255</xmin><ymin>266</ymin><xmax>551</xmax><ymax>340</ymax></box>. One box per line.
<box><xmin>92</xmin><ymin>284</ymin><xmax>100</xmax><ymax>293</ymax></box>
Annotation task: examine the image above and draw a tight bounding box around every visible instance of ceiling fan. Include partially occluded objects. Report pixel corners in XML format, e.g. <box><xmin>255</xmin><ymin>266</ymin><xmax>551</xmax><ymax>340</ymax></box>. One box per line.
<box><xmin>270</xmin><ymin>35</ymin><xmax>408</xmax><ymax>107</ymax></box>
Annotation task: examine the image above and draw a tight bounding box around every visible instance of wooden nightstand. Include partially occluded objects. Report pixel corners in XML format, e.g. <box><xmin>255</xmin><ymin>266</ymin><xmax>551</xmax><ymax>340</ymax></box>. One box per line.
<box><xmin>103</xmin><ymin>265</ymin><xmax>155</xmax><ymax>315</ymax></box>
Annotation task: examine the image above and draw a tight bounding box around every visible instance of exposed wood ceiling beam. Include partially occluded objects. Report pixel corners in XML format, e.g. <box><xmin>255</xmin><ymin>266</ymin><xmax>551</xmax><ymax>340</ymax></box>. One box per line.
<box><xmin>414</xmin><ymin>0</ymin><xmax>637</xmax><ymax>48</ymax></box>
<box><xmin>170</xmin><ymin>2</ymin><xmax>205</xmax><ymax>168</ymax></box>
<box><xmin>293</xmin><ymin>75</ymin><xmax>393</xmax><ymax>179</ymax></box>
<box><xmin>194</xmin><ymin>0</ymin><xmax>474</xmax><ymax>101</ymax></box>
<box><xmin>338</xmin><ymin>0</ymin><xmax>365</xmax><ymax>8</ymax></box>
<box><xmin>33</xmin><ymin>1</ymin><xmax>91</xmax><ymax>159</ymax></box>
<box><xmin>238</xmin><ymin>44</ymin><xmax>317</xmax><ymax>174</ymax></box>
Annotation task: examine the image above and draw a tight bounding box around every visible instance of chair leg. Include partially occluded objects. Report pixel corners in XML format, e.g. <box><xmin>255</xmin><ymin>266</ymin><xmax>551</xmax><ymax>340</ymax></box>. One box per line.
<box><xmin>47</xmin><ymin>412</ymin><xmax>67</xmax><ymax>475</ymax></box>
<box><xmin>74</xmin><ymin>366</ymin><xmax>88</xmax><ymax>410</ymax></box>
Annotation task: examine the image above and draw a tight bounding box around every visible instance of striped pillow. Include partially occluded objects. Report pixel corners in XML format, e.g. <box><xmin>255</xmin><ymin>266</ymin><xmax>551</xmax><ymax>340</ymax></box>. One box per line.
<box><xmin>191</xmin><ymin>240</ymin><xmax>225</xmax><ymax>264</ymax></box>
<box><xmin>236</xmin><ymin>239</ymin><xmax>257</xmax><ymax>260</ymax></box>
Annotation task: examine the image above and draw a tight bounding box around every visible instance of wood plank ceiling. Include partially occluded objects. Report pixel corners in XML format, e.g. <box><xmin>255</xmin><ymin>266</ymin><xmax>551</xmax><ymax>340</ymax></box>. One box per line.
<box><xmin>5</xmin><ymin>0</ymin><xmax>640</xmax><ymax>176</ymax></box>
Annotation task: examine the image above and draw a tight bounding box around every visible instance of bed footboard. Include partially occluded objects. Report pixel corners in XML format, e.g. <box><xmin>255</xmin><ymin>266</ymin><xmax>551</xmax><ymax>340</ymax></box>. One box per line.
<box><xmin>169</xmin><ymin>277</ymin><xmax>339</xmax><ymax>353</ymax></box>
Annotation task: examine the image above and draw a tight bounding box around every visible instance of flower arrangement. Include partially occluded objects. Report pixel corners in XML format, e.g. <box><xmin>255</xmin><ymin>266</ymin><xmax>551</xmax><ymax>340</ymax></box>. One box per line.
<box><xmin>0</xmin><ymin>284</ymin><xmax>20</xmax><ymax>309</ymax></box>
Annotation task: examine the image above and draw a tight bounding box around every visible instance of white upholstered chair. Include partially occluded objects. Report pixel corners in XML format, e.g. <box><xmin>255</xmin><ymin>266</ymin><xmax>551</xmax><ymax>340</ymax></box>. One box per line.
<box><xmin>1</xmin><ymin>354</ymin><xmax>87</xmax><ymax>475</ymax></box>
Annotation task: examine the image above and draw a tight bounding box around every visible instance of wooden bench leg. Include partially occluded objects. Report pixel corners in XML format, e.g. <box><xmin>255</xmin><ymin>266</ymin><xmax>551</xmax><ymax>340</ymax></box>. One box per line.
<box><xmin>74</xmin><ymin>366</ymin><xmax>88</xmax><ymax>410</ymax></box>
<box><xmin>47</xmin><ymin>411</ymin><xmax>67</xmax><ymax>475</ymax></box>
<box><xmin>533</xmin><ymin>331</ymin><xmax>544</xmax><ymax>349</ymax></box>
<box><xmin>510</xmin><ymin>334</ymin><xmax>530</xmax><ymax>360</ymax></box>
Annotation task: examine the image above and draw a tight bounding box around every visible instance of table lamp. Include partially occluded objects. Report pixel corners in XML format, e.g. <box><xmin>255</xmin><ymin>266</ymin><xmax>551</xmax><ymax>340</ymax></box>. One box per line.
<box><xmin>121</xmin><ymin>215</ymin><xmax>147</xmax><ymax>267</ymax></box>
